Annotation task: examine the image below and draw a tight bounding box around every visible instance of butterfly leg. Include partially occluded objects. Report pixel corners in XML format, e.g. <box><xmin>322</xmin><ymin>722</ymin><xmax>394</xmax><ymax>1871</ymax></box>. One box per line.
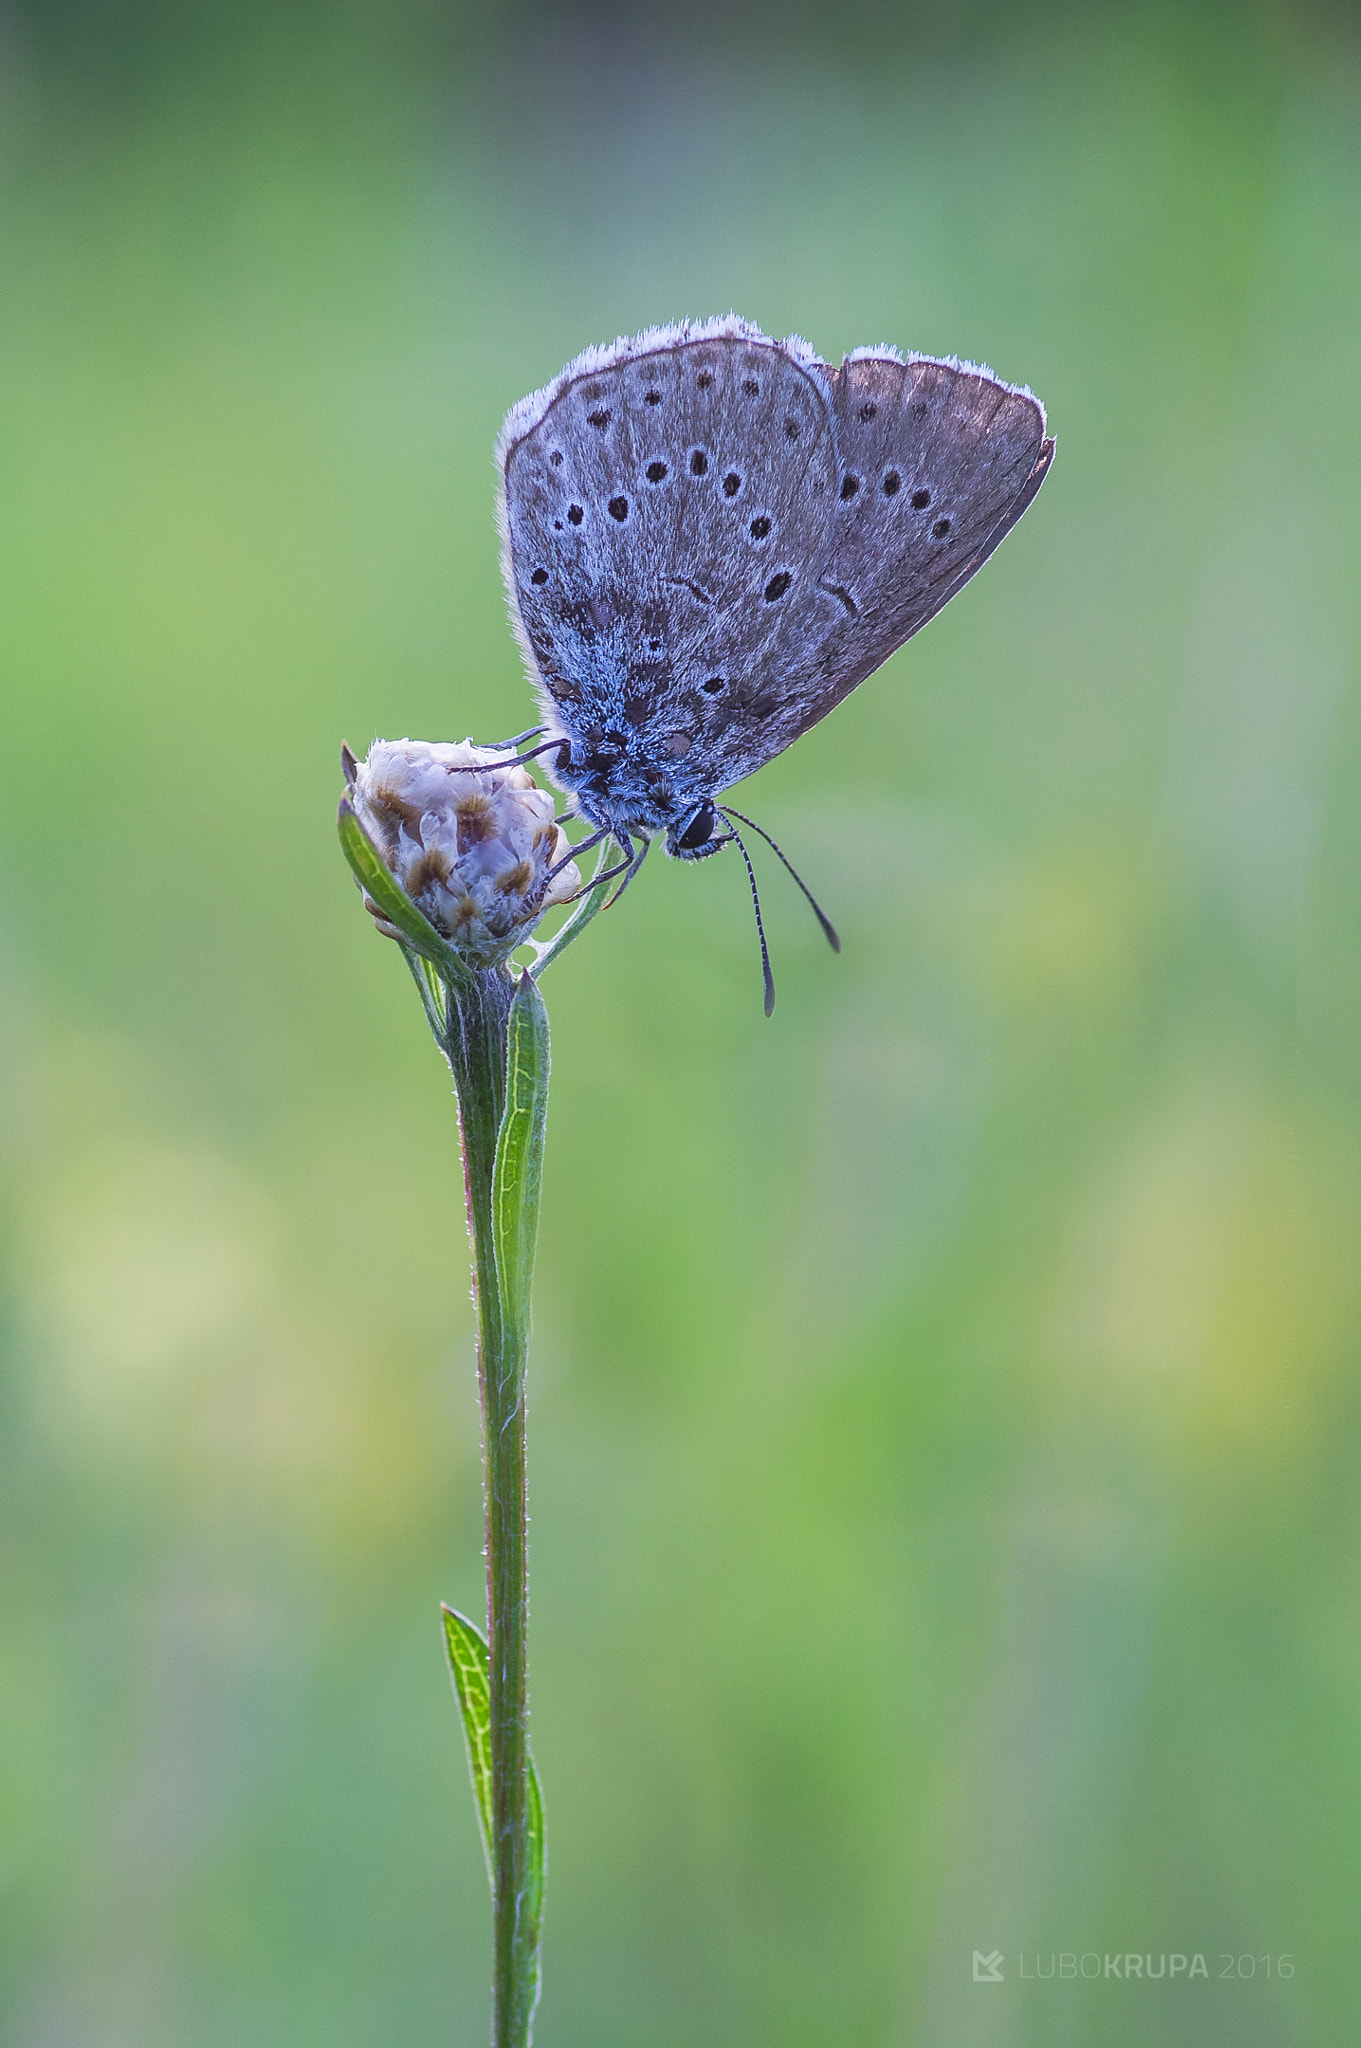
<box><xmin>483</xmin><ymin>725</ymin><xmax>546</xmax><ymax>752</ymax></box>
<box><xmin>562</xmin><ymin>832</ymin><xmax>650</xmax><ymax>908</ymax></box>
<box><xmin>547</xmin><ymin>823</ymin><xmax>610</xmax><ymax>883</ymax></box>
<box><xmin>602</xmin><ymin>834</ymin><xmax>651</xmax><ymax>910</ymax></box>
<box><xmin>443</xmin><ymin>737</ymin><xmax>569</xmax><ymax>776</ymax></box>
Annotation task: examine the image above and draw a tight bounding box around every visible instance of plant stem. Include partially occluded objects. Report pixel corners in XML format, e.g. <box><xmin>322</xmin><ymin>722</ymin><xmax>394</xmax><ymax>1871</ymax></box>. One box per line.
<box><xmin>443</xmin><ymin>966</ymin><xmax>536</xmax><ymax>2048</ymax></box>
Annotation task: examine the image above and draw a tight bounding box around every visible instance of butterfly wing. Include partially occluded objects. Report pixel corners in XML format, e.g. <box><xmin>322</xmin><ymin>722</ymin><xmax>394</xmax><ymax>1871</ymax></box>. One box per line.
<box><xmin>499</xmin><ymin>321</ymin><xmax>840</xmax><ymax>791</ymax></box>
<box><xmin>779</xmin><ymin>352</ymin><xmax>1053</xmax><ymax>743</ymax></box>
<box><xmin>499</xmin><ymin>326</ymin><xmax>1053</xmax><ymax>815</ymax></box>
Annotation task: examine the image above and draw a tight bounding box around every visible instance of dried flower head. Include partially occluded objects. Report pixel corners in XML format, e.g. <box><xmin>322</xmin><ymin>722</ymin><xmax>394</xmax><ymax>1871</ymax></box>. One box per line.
<box><xmin>348</xmin><ymin>738</ymin><xmax>580</xmax><ymax>967</ymax></box>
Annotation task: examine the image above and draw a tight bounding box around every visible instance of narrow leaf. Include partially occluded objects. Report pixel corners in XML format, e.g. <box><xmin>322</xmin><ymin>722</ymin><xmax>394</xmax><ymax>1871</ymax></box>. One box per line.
<box><xmin>526</xmin><ymin>1737</ymin><xmax>546</xmax><ymax>1945</ymax></box>
<box><xmin>442</xmin><ymin>1605</ymin><xmax>495</xmax><ymax>1884</ymax></box>
<box><xmin>491</xmin><ymin>971</ymin><xmax>551</xmax><ymax>1350</ymax></box>
<box><xmin>337</xmin><ymin>799</ymin><xmax>474</xmax><ymax>994</ymax></box>
<box><xmin>441</xmin><ymin>1604</ymin><xmax>547</xmax><ymax>1939</ymax></box>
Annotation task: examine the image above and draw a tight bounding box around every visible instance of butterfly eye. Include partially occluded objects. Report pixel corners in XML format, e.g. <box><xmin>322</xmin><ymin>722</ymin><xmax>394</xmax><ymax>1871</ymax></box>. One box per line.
<box><xmin>677</xmin><ymin>802</ymin><xmax>717</xmax><ymax>850</ymax></box>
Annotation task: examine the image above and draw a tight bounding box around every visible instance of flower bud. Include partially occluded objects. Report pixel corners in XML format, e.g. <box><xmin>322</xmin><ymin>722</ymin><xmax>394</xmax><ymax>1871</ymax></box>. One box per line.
<box><xmin>349</xmin><ymin>738</ymin><xmax>580</xmax><ymax>966</ymax></box>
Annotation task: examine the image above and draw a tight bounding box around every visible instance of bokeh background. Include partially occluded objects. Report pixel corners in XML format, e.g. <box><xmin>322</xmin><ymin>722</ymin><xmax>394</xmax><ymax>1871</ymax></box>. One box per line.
<box><xmin>3</xmin><ymin>1</ymin><xmax>1361</xmax><ymax>2042</ymax></box>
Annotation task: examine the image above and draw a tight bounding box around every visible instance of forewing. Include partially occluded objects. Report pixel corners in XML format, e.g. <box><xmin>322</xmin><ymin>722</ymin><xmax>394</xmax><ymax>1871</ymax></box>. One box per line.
<box><xmin>500</xmin><ymin>323</ymin><xmax>839</xmax><ymax>787</ymax></box>
<box><xmin>788</xmin><ymin>353</ymin><xmax>1053</xmax><ymax>738</ymax></box>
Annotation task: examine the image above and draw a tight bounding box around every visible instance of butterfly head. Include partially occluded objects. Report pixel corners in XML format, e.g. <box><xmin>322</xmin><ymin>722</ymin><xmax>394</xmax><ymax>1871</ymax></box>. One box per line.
<box><xmin>666</xmin><ymin>798</ymin><xmax>726</xmax><ymax>862</ymax></box>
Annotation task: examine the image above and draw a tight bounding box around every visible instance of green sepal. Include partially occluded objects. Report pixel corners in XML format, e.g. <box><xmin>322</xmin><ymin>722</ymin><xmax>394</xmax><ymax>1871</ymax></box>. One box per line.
<box><xmin>441</xmin><ymin>1605</ymin><xmax>547</xmax><ymax>1939</ymax></box>
<box><xmin>402</xmin><ymin>948</ymin><xmax>448</xmax><ymax>1037</ymax></box>
<box><xmin>337</xmin><ymin>798</ymin><xmax>475</xmax><ymax>995</ymax></box>
<box><xmin>491</xmin><ymin>970</ymin><xmax>551</xmax><ymax>1351</ymax></box>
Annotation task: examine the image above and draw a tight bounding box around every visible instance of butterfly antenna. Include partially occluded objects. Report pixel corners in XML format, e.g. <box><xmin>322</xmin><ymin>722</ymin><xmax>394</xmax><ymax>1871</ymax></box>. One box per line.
<box><xmin>719</xmin><ymin>807</ymin><xmax>840</xmax><ymax>953</ymax></box>
<box><xmin>723</xmin><ymin>817</ymin><xmax>776</xmax><ymax>1018</ymax></box>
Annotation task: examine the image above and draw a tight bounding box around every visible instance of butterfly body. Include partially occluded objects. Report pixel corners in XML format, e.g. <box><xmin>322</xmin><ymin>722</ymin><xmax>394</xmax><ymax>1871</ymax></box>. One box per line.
<box><xmin>497</xmin><ymin>317</ymin><xmax>1053</xmax><ymax>864</ymax></box>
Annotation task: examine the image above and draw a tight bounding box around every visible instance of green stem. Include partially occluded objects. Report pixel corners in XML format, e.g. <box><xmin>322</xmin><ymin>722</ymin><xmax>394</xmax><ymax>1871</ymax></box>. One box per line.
<box><xmin>338</xmin><ymin>798</ymin><xmax>550</xmax><ymax>2039</ymax></box>
<box><xmin>442</xmin><ymin>968</ymin><xmax>536</xmax><ymax>2048</ymax></box>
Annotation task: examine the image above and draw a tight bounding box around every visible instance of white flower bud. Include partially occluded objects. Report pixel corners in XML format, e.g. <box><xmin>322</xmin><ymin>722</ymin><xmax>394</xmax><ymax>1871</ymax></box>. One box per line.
<box><xmin>349</xmin><ymin>738</ymin><xmax>581</xmax><ymax>966</ymax></box>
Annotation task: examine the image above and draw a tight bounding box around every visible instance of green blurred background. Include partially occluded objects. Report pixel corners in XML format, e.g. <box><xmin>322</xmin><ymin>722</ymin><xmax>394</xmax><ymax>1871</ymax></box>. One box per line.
<box><xmin>3</xmin><ymin>1</ymin><xmax>1360</xmax><ymax>2042</ymax></box>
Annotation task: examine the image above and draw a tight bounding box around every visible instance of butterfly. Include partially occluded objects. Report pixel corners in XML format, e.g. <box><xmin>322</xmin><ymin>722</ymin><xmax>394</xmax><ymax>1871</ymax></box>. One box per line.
<box><xmin>496</xmin><ymin>316</ymin><xmax>1053</xmax><ymax>1004</ymax></box>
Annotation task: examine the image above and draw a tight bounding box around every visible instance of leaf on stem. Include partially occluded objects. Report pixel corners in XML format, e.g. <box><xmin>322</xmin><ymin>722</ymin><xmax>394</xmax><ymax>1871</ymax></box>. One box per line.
<box><xmin>492</xmin><ymin>971</ymin><xmax>551</xmax><ymax>1348</ymax></box>
<box><xmin>442</xmin><ymin>1605</ymin><xmax>495</xmax><ymax>1884</ymax></box>
<box><xmin>441</xmin><ymin>1605</ymin><xmax>547</xmax><ymax>1934</ymax></box>
<box><xmin>337</xmin><ymin>798</ymin><xmax>475</xmax><ymax>994</ymax></box>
